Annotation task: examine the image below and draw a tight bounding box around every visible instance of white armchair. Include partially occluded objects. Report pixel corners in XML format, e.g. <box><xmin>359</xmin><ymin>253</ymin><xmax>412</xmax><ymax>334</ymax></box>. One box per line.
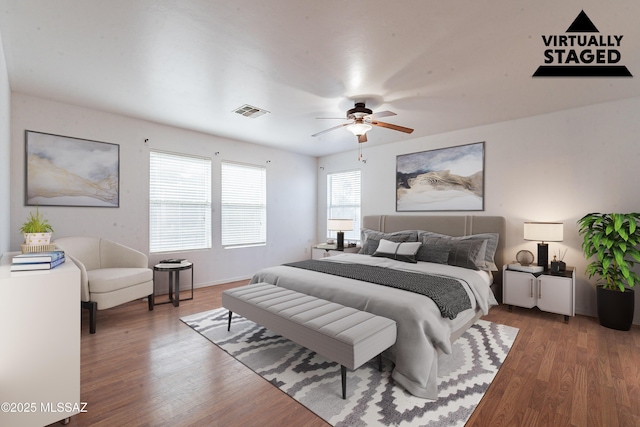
<box><xmin>55</xmin><ymin>236</ymin><xmax>154</xmax><ymax>333</ymax></box>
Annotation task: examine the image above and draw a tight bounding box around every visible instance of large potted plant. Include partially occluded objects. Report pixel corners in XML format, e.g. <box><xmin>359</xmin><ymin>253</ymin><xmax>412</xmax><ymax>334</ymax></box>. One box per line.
<box><xmin>577</xmin><ymin>213</ymin><xmax>640</xmax><ymax>330</ymax></box>
<box><xmin>19</xmin><ymin>207</ymin><xmax>54</xmax><ymax>246</ymax></box>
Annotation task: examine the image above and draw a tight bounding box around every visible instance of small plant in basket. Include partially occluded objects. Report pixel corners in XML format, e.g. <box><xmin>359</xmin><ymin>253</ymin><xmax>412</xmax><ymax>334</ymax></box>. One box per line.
<box><xmin>20</xmin><ymin>207</ymin><xmax>54</xmax><ymax>245</ymax></box>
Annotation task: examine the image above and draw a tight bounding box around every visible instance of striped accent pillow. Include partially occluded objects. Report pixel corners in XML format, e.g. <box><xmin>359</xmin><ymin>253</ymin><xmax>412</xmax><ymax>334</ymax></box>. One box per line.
<box><xmin>372</xmin><ymin>239</ymin><xmax>422</xmax><ymax>263</ymax></box>
<box><xmin>359</xmin><ymin>229</ymin><xmax>417</xmax><ymax>255</ymax></box>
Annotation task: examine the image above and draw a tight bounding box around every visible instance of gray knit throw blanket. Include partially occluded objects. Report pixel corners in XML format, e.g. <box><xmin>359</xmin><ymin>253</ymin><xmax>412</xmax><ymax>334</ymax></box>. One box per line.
<box><xmin>283</xmin><ymin>260</ymin><xmax>471</xmax><ymax>319</ymax></box>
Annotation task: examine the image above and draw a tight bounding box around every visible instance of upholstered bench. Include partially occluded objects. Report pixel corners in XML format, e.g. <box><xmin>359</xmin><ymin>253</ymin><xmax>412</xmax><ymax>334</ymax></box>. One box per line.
<box><xmin>222</xmin><ymin>282</ymin><xmax>397</xmax><ymax>399</ymax></box>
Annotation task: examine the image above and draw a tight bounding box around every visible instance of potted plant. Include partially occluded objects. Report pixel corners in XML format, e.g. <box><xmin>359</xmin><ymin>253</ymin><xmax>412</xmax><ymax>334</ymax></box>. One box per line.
<box><xmin>19</xmin><ymin>207</ymin><xmax>55</xmax><ymax>246</ymax></box>
<box><xmin>577</xmin><ymin>213</ymin><xmax>640</xmax><ymax>331</ymax></box>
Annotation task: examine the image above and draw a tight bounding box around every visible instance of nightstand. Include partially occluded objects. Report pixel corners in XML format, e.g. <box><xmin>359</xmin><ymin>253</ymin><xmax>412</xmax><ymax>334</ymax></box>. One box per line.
<box><xmin>311</xmin><ymin>245</ymin><xmax>360</xmax><ymax>260</ymax></box>
<box><xmin>503</xmin><ymin>265</ymin><xmax>575</xmax><ymax>322</ymax></box>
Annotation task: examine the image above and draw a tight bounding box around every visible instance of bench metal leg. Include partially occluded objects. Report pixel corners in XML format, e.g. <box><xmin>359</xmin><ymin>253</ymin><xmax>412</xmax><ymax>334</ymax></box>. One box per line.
<box><xmin>341</xmin><ymin>355</ymin><xmax>382</xmax><ymax>400</ymax></box>
<box><xmin>227</xmin><ymin>311</ymin><xmax>233</xmax><ymax>331</ymax></box>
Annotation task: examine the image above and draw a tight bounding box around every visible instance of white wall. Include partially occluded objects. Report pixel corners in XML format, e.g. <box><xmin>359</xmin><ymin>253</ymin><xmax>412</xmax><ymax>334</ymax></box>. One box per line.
<box><xmin>7</xmin><ymin>90</ymin><xmax>640</xmax><ymax>321</ymax></box>
<box><xmin>10</xmin><ymin>93</ymin><xmax>317</xmax><ymax>289</ymax></box>
<box><xmin>0</xmin><ymin>31</ymin><xmax>10</xmax><ymax>256</ymax></box>
<box><xmin>318</xmin><ymin>97</ymin><xmax>640</xmax><ymax>323</ymax></box>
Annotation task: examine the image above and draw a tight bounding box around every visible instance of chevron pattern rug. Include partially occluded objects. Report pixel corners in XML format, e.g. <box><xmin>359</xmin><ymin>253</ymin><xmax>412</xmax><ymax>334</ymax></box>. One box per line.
<box><xmin>181</xmin><ymin>308</ymin><xmax>518</xmax><ymax>427</ymax></box>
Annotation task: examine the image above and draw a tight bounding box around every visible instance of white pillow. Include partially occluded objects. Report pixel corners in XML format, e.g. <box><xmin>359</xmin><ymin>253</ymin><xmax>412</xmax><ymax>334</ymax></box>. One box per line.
<box><xmin>372</xmin><ymin>239</ymin><xmax>422</xmax><ymax>263</ymax></box>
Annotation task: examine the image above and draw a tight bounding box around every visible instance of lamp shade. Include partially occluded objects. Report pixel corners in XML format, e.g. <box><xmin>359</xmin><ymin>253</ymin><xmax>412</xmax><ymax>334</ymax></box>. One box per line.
<box><xmin>327</xmin><ymin>219</ymin><xmax>354</xmax><ymax>232</ymax></box>
<box><xmin>346</xmin><ymin>123</ymin><xmax>372</xmax><ymax>136</ymax></box>
<box><xmin>523</xmin><ymin>222</ymin><xmax>563</xmax><ymax>242</ymax></box>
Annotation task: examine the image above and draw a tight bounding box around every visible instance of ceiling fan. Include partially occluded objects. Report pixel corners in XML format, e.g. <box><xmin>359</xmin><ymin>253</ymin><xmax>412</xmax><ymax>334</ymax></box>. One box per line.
<box><xmin>311</xmin><ymin>102</ymin><xmax>414</xmax><ymax>143</ymax></box>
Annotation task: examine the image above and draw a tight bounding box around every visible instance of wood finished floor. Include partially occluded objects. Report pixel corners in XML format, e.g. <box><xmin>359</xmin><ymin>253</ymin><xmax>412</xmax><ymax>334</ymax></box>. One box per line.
<box><xmin>49</xmin><ymin>282</ymin><xmax>640</xmax><ymax>427</ymax></box>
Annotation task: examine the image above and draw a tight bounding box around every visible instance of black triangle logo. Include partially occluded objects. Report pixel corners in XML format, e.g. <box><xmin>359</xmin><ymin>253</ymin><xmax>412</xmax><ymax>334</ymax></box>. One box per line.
<box><xmin>566</xmin><ymin>10</ymin><xmax>599</xmax><ymax>32</ymax></box>
<box><xmin>534</xmin><ymin>10</ymin><xmax>632</xmax><ymax>77</ymax></box>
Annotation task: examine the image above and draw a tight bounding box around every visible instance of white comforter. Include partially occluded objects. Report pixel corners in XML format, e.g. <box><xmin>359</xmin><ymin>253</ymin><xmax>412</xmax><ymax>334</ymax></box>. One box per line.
<box><xmin>250</xmin><ymin>253</ymin><xmax>498</xmax><ymax>399</ymax></box>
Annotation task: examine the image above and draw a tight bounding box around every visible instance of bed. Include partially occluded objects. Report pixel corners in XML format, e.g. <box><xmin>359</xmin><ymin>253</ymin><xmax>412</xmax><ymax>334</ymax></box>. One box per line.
<box><xmin>250</xmin><ymin>214</ymin><xmax>506</xmax><ymax>399</ymax></box>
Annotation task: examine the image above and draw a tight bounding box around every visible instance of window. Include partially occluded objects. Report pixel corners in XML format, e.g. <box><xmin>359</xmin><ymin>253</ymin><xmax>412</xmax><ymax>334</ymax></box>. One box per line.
<box><xmin>327</xmin><ymin>170</ymin><xmax>361</xmax><ymax>241</ymax></box>
<box><xmin>221</xmin><ymin>161</ymin><xmax>267</xmax><ymax>248</ymax></box>
<box><xmin>149</xmin><ymin>151</ymin><xmax>212</xmax><ymax>253</ymax></box>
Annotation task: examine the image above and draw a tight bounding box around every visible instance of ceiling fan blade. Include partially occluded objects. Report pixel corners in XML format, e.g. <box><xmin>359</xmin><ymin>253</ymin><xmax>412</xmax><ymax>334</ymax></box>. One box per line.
<box><xmin>371</xmin><ymin>120</ymin><xmax>414</xmax><ymax>134</ymax></box>
<box><xmin>358</xmin><ymin>134</ymin><xmax>367</xmax><ymax>143</ymax></box>
<box><xmin>368</xmin><ymin>110</ymin><xmax>396</xmax><ymax>119</ymax></box>
<box><xmin>311</xmin><ymin>122</ymin><xmax>350</xmax><ymax>137</ymax></box>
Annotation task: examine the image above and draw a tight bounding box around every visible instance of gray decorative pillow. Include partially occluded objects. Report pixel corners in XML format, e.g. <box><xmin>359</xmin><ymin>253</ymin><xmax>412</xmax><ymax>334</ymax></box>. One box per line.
<box><xmin>415</xmin><ymin>243</ymin><xmax>452</xmax><ymax>264</ymax></box>
<box><xmin>418</xmin><ymin>231</ymin><xmax>499</xmax><ymax>271</ymax></box>
<box><xmin>446</xmin><ymin>240</ymin><xmax>483</xmax><ymax>270</ymax></box>
<box><xmin>359</xmin><ymin>229</ymin><xmax>417</xmax><ymax>255</ymax></box>
<box><xmin>422</xmin><ymin>236</ymin><xmax>483</xmax><ymax>270</ymax></box>
<box><xmin>372</xmin><ymin>239</ymin><xmax>422</xmax><ymax>263</ymax></box>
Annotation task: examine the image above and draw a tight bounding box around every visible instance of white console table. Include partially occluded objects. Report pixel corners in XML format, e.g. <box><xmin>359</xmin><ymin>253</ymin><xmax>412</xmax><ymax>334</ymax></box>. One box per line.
<box><xmin>0</xmin><ymin>252</ymin><xmax>81</xmax><ymax>427</ymax></box>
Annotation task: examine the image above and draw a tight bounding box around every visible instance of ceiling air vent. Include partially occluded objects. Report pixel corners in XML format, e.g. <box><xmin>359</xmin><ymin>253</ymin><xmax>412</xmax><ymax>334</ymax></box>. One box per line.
<box><xmin>233</xmin><ymin>104</ymin><xmax>270</xmax><ymax>118</ymax></box>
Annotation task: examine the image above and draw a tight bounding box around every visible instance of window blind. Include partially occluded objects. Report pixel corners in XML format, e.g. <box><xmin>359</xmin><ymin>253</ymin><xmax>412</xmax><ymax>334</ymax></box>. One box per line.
<box><xmin>327</xmin><ymin>170</ymin><xmax>361</xmax><ymax>241</ymax></box>
<box><xmin>149</xmin><ymin>150</ymin><xmax>212</xmax><ymax>253</ymax></box>
<box><xmin>221</xmin><ymin>161</ymin><xmax>267</xmax><ymax>247</ymax></box>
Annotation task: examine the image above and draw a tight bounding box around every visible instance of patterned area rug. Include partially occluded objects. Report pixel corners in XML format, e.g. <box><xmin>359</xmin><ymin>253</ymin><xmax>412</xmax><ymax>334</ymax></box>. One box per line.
<box><xmin>181</xmin><ymin>308</ymin><xmax>518</xmax><ymax>427</ymax></box>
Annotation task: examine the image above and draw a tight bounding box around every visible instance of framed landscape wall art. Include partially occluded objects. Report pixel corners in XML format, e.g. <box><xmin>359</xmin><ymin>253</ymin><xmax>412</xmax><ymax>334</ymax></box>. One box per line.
<box><xmin>396</xmin><ymin>142</ymin><xmax>484</xmax><ymax>211</ymax></box>
<box><xmin>25</xmin><ymin>130</ymin><xmax>120</xmax><ymax>207</ymax></box>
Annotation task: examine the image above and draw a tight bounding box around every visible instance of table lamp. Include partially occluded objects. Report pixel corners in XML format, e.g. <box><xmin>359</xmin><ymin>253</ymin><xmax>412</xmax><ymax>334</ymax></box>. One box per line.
<box><xmin>328</xmin><ymin>219</ymin><xmax>354</xmax><ymax>250</ymax></box>
<box><xmin>524</xmin><ymin>221</ymin><xmax>563</xmax><ymax>268</ymax></box>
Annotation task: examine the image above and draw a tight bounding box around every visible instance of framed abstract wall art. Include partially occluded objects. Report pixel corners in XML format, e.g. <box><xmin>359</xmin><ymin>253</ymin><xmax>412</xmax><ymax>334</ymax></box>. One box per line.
<box><xmin>25</xmin><ymin>130</ymin><xmax>120</xmax><ymax>207</ymax></box>
<box><xmin>396</xmin><ymin>142</ymin><xmax>484</xmax><ymax>211</ymax></box>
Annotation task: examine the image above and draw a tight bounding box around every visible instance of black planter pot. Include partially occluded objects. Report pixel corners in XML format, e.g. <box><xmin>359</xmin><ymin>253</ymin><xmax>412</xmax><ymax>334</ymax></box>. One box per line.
<box><xmin>596</xmin><ymin>285</ymin><xmax>635</xmax><ymax>331</ymax></box>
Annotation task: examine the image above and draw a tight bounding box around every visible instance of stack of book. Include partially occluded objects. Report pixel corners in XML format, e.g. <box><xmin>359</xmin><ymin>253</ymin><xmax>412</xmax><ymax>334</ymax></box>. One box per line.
<box><xmin>11</xmin><ymin>250</ymin><xmax>66</xmax><ymax>271</ymax></box>
<box><xmin>157</xmin><ymin>258</ymin><xmax>189</xmax><ymax>268</ymax></box>
<box><xmin>507</xmin><ymin>263</ymin><xmax>544</xmax><ymax>273</ymax></box>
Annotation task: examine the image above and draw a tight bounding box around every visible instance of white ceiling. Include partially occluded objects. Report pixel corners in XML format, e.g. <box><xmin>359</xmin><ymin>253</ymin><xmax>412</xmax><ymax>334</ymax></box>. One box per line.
<box><xmin>1</xmin><ymin>1</ymin><xmax>639</xmax><ymax>157</ymax></box>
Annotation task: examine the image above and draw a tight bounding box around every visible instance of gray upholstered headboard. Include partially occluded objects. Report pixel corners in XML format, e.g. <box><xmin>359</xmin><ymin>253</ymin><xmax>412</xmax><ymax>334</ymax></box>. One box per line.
<box><xmin>362</xmin><ymin>215</ymin><xmax>506</xmax><ymax>291</ymax></box>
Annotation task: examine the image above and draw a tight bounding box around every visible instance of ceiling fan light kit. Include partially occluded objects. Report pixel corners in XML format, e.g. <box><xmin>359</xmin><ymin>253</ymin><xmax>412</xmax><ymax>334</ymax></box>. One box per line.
<box><xmin>346</xmin><ymin>122</ymin><xmax>372</xmax><ymax>136</ymax></box>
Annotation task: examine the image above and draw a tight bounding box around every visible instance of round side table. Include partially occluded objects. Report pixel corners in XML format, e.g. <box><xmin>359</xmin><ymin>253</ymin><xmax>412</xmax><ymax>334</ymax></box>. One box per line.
<box><xmin>153</xmin><ymin>261</ymin><xmax>194</xmax><ymax>307</ymax></box>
